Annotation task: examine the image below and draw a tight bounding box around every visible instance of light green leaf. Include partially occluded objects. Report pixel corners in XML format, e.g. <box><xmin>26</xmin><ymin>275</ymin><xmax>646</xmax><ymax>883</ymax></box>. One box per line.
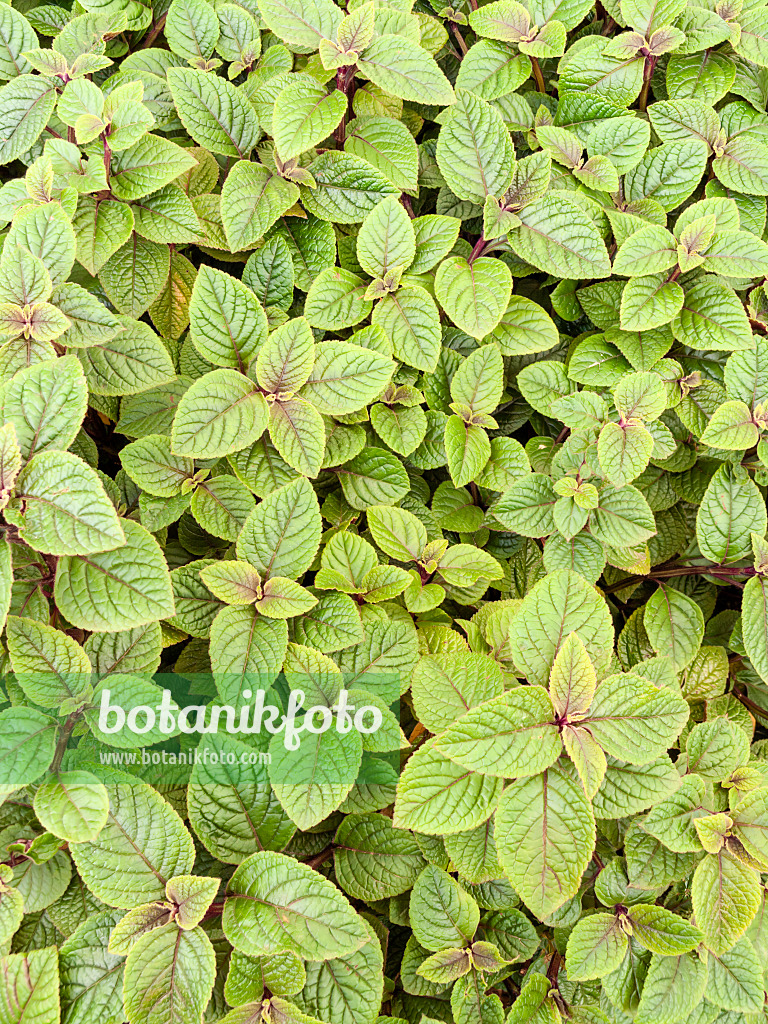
<box><xmin>33</xmin><ymin>771</ymin><xmax>109</xmax><ymax>844</ymax></box>
<box><xmin>436</xmin><ymin>89</ymin><xmax>513</xmax><ymax>204</ymax></box>
<box><xmin>691</xmin><ymin>851</ymin><xmax>760</xmax><ymax>955</ymax></box>
<box><xmin>371</xmin><ymin>284</ymin><xmax>441</xmax><ymax>371</ymax></box>
<box><xmin>509</xmin><ymin>569</ymin><xmax>614</xmax><ymax>685</ymax></box>
<box><xmin>584</xmin><ymin>672</ymin><xmax>689</xmax><ymax>765</ymax></box>
<box><xmin>700</xmin><ymin>400</ymin><xmax>759</xmax><ymax>449</ymax></box>
<box><xmin>394</xmin><ymin>738</ymin><xmax>503</xmax><ymax>835</ymax></box>
<box><xmin>437</xmin><ymin>687</ymin><xmax>562</xmax><ymax>778</ymax></box>
<box><xmin>273</xmin><ymin>78</ymin><xmax>346</xmax><ymax>162</ymax></box>
<box><xmin>70</xmin><ymin>781</ymin><xmax>195</xmax><ymax>908</ymax></box>
<box><xmin>54</xmin><ymin>519</ymin><xmax>174</xmax><ymax>631</ymax></box>
<box><xmin>168</xmin><ymin>66</ymin><xmax>259</xmax><ymax>158</ymax></box>
<box><xmin>223</xmin><ymin>850</ymin><xmax>369</xmax><ymax>960</ymax></box>
<box><xmin>357</xmin><ymin>196</ymin><xmax>415</xmax><ymax>278</ymax></box>
<box><xmin>221</xmin><ymin>160</ymin><xmax>300</xmax><ymax>252</ymax></box>
<box><xmin>435</xmin><ymin>257</ymin><xmax>511</xmax><ymax>340</ymax></box>
<box><xmin>0</xmin><ymin>75</ymin><xmax>56</xmax><ymax>165</ymax></box>
<box><xmin>511</xmin><ymin>193</ymin><xmax>612</xmax><ymax>279</ymax></box>
<box><xmin>8</xmin><ymin>450</ymin><xmax>124</xmax><ymax>556</ymax></box>
<box><xmin>123</xmin><ymin>923</ymin><xmax>216</xmax><ymax>1024</ymax></box>
<box><xmin>357</xmin><ymin>35</ymin><xmax>455</xmax><ymax>106</ymax></box>
<box><xmin>171</xmin><ymin>368</ymin><xmax>269</xmax><ymax>458</ymax></box>
<box><xmin>643</xmin><ymin>585</ymin><xmax>704</xmax><ymax>670</ymax></box>
<box><xmin>496</xmin><ymin>767</ymin><xmax>595</xmax><ymax>918</ymax></box>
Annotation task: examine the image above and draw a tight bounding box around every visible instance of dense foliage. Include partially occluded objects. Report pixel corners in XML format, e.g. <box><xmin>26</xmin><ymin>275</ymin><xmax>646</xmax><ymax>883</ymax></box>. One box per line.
<box><xmin>1</xmin><ymin>0</ymin><xmax>768</xmax><ymax>1021</ymax></box>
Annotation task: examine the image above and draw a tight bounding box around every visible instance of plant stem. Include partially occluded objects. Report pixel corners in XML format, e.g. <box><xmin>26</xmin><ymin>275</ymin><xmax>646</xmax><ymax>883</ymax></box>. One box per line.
<box><xmin>304</xmin><ymin>845</ymin><xmax>334</xmax><ymax>870</ymax></box>
<box><xmin>531</xmin><ymin>56</ymin><xmax>546</xmax><ymax>93</ymax></box>
<box><xmin>450</xmin><ymin>22</ymin><xmax>468</xmax><ymax>55</ymax></box>
<box><xmin>732</xmin><ymin>689</ymin><xmax>768</xmax><ymax>723</ymax></box>
<box><xmin>334</xmin><ymin>65</ymin><xmax>356</xmax><ymax>149</ymax></box>
<box><xmin>468</xmin><ymin>233</ymin><xmax>488</xmax><ymax>264</ymax></box>
<box><xmin>602</xmin><ymin>563</ymin><xmax>756</xmax><ymax>595</ymax></box>
<box><xmin>141</xmin><ymin>12</ymin><xmax>166</xmax><ymax>48</ymax></box>
<box><xmin>101</xmin><ymin>131</ymin><xmax>112</xmax><ymax>184</ymax></box>
<box><xmin>51</xmin><ymin>713</ymin><xmax>81</xmax><ymax>773</ymax></box>
<box><xmin>638</xmin><ymin>55</ymin><xmax>657</xmax><ymax>112</ymax></box>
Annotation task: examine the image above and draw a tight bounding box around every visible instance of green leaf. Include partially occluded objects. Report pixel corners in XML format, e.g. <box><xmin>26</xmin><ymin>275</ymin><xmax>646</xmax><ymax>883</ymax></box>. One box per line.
<box><xmin>344</xmin><ymin>115</ymin><xmax>419</xmax><ymax>193</ymax></box>
<box><xmin>0</xmin><ymin>7</ymin><xmax>35</xmax><ymax>81</ymax></box>
<box><xmin>691</xmin><ymin>851</ymin><xmax>761</xmax><ymax>955</ymax></box>
<box><xmin>300</xmin><ymin>340</ymin><xmax>394</xmax><ymax>415</ymax></box>
<box><xmin>0</xmin><ymin>949</ymin><xmax>59</xmax><ymax>1024</ymax></box>
<box><xmin>491</xmin><ymin>473</ymin><xmax>556</xmax><ymax>537</ymax></box>
<box><xmin>171</xmin><ymin>368</ymin><xmax>269</xmax><ymax>458</ymax></box>
<box><xmin>371</xmin><ymin>285</ymin><xmax>441</xmax><ymax>372</ymax></box>
<box><xmin>565</xmin><ymin>913</ymin><xmax>628</xmax><ymax>980</ymax></box>
<box><xmin>487</xmin><ymin>296</ymin><xmax>559</xmax><ymax>355</ymax></box>
<box><xmin>70</xmin><ymin>781</ymin><xmax>195</xmax><ymax>907</ymax></box>
<box><xmin>357</xmin><ymin>196</ymin><xmax>415</xmax><ymax>278</ymax></box>
<box><xmin>165</xmin><ymin>0</ymin><xmax>219</xmax><ymax>61</ymax></box>
<box><xmin>697</xmin><ymin>464</ymin><xmax>767</xmax><ymax>564</ymax></box>
<box><xmin>269</xmin><ymin>396</ymin><xmax>325</xmax><ymax>477</ymax></box>
<box><xmin>0</xmin><ymin>706</ymin><xmax>57</xmax><ymax>794</ymax></box>
<box><xmin>436</xmin><ymin>90</ymin><xmax>513</xmax><ymax>205</ymax></box>
<box><xmin>33</xmin><ymin>771</ymin><xmax>109</xmax><ymax>844</ymax></box>
<box><xmin>394</xmin><ymin>738</ymin><xmax>503</xmax><ymax>835</ymax></box>
<box><xmin>221</xmin><ymin>160</ymin><xmax>300</xmax><ymax>252</ymax></box>
<box><xmin>6</xmin><ymin>614</ymin><xmax>92</xmax><ymax>708</ymax></box>
<box><xmin>700</xmin><ymin>400</ymin><xmax>759</xmax><ymax>449</ymax></box>
<box><xmin>444</xmin><ymin>416</ymin><xmax>490</xmax><ymax>488</ymax></box>
<box><xmin>410</xmin><ymin>866</ymin><xmax>480</xmax><ymax>951</ymax></box>
<box><xmin>189</xmin><ymin>264</ymin><xmax>268</xmax><ymax>369</ymax></box>
<box><xmin>672</xmin><ymin>279</ymin><xmax>754</xmax><ymax>352</ymax></box>
<box><xmin>54</xmin><ymin>519</ymin><xmax>175</xmax><ymax>631</ymax></box>
<box><xmin>123</xmin><ymin>923</ymin><xmax>216</xmax><ymax>1024</ymax></box>
<box><xmin>509</xmin><ymin>569</ymin><xmax>614</xmax><ymax>685</ymax></box>
<box><xmin>188</xmin><ymin>733</ymin><xmax>294</xmax><ymax>864</ymax></box>
<box><xmin>121</xmin><ymin>434</ymin><xmax>195</xmax><ymax>498</ymax></box>
<box><xmin>686</xmin><ymin>718</ymin><xmax>750</xmax><ymax>781</ymax></box>
<box><xmin>590</xmin><ymin>483</ymin><xmax>656</xmax><ymax>547</ymax></box>
<box><xmin>257</xmin><ymin>0</ymin><xmax>342</xmax><ymax>49</ymax></box>
<box><xmin>625</xmin><ymin>904</ymin><xmax>703</xmax><ymax>955</ymax></box>
<box><xmin>336</xmin><ymin>446</ymin><xmax>409</xmax><ymax>509</ymax></box>
<box><xmin>223</xmin><ymin>850</ymin><xmax>369</xmax><ymax>960</ymax></box>
<box><xmin>643</xmin><ymin>585</ymin><xmax>704</xmax><ymax>670</ymax></box>
<box><xmin>706</xmin><ymin>937</ymin><xmax>765</xmax><ymax>1014</ymax></box>
<box><xmin>190</xmin><ymin>475</ymin><xmax>255</xmax><ymax>542</ymax></box>
<box><xmin>295</xmin><ymin>925</ymin><xmax>383</xmax><ymax>1024</ymax></box>
<box><xmin>8</xmin><ymin>450</ymin><xmax>125</xmax><ymax>556</ymax></box>
<box><xmin>584</xmin><ymin>672</ymin><xmax>689</xmax><ymax>765</ymax></box>
<box><xmin>168</xmin><ymin>67</ymin><xmax>259</xmax><ymax>158</ymax></box>
<box><xmin>412</xmin><ymin>652</ymin><xmax>504</xmax><ymax>733</ymax></box>
<box><xmin>452</xmin><ymin>343</ymin><xmax>506</xmax><ymax>416</ymax></box>
<box><xmin>496</xmin><ymin>767</ymin><xmax>595</xmax><ymax>917</ymax></box>
<box><xmin>597</xmin><ymin>421</ymin><xmax>654</xmax><ymax>488</ymax></box>
<box><xmin>634</xmin><ymin>951</ymin><xmax>707</xmax><ymax>1024</ymax></box>
<box><xmin>357</xmin><ymin>36</ymin><xmax>455</xmax><ymax>106</ymax></box>
<box><xmin>0</xmin><ymin>75</ymin><xmax>56</xmax><ymax>165</ymax></box>
<box><xmin>303</xmin><ymin>151</ymin><xmax>399</xmax><ymax>224</ymax></box>
<box><xmin>511</xmin><ymin>193</ymin><xmax>612</xmax><ymax>279</ymax></box>
<box><xmin>334</xmin><ymin>813</ymin><xmax>425</xmax><ymax>901</ymax></box>
<box><xmin>438</xmin><ymin>687</ymin><xmax>561</xmax><ymax>778</ymax></box>
<box><xmin>623</xmin><ymin>140</ymin><xmax>708</xmax><ymax>211</ymax></box>
<box><xmin>304</xmin><ymin>268</ymin><xmax>372</xmax><ymax>330</ymax></box>
<box><xmin>109</xmin><ymin>135</ymin><xmax>198</xmax><ymax>202</ymax></box>
<box><xmin>619</xmin><ymin>274</ymin><xmax>684</xmax><ymax>331</ymax></box>
<box><xmin>435</xmin><ymin>257</ymin><xmax>511</xmax><ymax>340</ymax></box>
<box><xmin>741</xmin><ymin>558</ymin><xmax>768</xmax><ymax>675</ymax></box>
<box><xmin>273</xmin><ymin>78</ymin><xmax>346</xmax><ymax>162</ymax></box>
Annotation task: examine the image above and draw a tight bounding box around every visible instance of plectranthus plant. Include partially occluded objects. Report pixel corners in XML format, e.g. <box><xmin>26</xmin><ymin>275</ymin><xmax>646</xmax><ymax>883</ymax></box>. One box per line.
<box><xmin>0</xmin><ymin>0</ymin><xmax>768</xmax><ymax>1021</ymax></box>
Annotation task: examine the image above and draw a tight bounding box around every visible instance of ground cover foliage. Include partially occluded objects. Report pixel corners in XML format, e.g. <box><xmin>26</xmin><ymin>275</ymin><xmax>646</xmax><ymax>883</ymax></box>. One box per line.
<box><xmin>1</xmin><ymin>0</ymin><xmax>768</xmax><ymax>1021</ymax></box>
